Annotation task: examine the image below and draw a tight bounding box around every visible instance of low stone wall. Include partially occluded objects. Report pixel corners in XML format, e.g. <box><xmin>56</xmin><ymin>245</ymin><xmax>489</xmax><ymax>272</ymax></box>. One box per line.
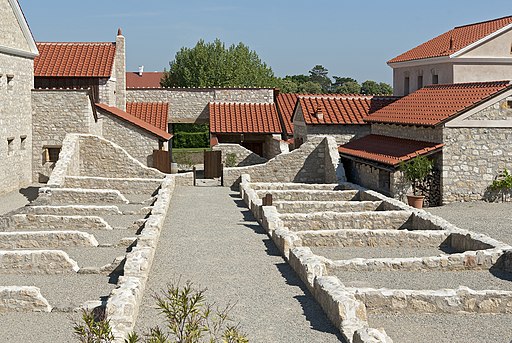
<box><xmin>280</xmin><ymin>211</ymin><xmax>412</xmax><ymax>232</ymax></box>
<box><xmin>274</xmin><ymin>200</ymin><xmax>384</xmax><ymax>213</ymax></box>
<box><xmin>0</xmin><ymin>250</ymin><xmax>79</xmax><ymax>274</ymax></box>
<box><xmin>212</xmin><ymin>143</ymin><xmax>267</xmax><ymax>167</ymax></box>
<box><xmin>249</xmin><ymin>182</ymin><xmax>340</xmax><ymax>190</ymax></box>
<box><xmin>0</xmin><ymin>231</ymin><xmax>98</xmax><ymax>248</ymax></box>
<box><xmin>0</xmin><ymin>286</ymin><xmax>52</xmax><ymax>313</ymax></box>
<box><xmin>256</xmin><ymin>189</ymin><xmax>360</xmax><ymax>202</ymax></box>
<box><xmin>2</xmin><ymin>214</ymin><xmax>113</xmax><ymax>231</ymax></box>
<box><xmin>223</xmin><ymin>136</ymin><xmax>340</xmax><ymax>187</ymax></box>
<box><xmin>62</xmin><ymin>176</ymin><xmax>162</xmax><ymax>195</ymax></box>
<box><xmin>23</xmin><ymin>205</ymin><xmax>122</xmax><ymax>216</ymax></box>
<box><xmin>449</xmin><ymin>232</ymin><xmax>495</xmax><ymax>252</ymax></box>
<box><xmin>37</xmin><ymin>187</ymin><xmax>129</xmax><ymax>205</ymax></box>
<box><xmin>354</xmin><ymin>286</ymin><xmax>512</xmax><ymax>314</ymax></box>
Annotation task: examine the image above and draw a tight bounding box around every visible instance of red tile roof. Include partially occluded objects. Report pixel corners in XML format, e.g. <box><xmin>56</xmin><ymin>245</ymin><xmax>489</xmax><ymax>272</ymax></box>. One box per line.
<box><xmin>96</xmin><ymin>103</ymin><xmax>172</xmax><ymax>140</ymax></box>
<box><xmin>297</xmin><ymin>95</ymin><xmax>398</xmax><ymax>125</ymax></box>
<box><xmin>209</xmin><ymin>102</ymin><xmax>282</xmax><ymax>134</ymax></box>
<box><xmin>389</xmin><ymin>16</ymin><xmax>512</xmax><ymax>63</ymax></box>
<box><xmin>126</xmin><ymin>102</ymin><xmax>168</xmax><ymax>132</ymax></box>
<box><xmin>338</xmin><ymin>134</ymin><xmax>444</xmax><ymax>167</ymax></box>
<box><xmin>126</xmin><ymin>72</ymin><xmax>164</xmax><ymax>88</ymax></box>
<box><xmin>366</xmin><ymin>81</ymin><xmax>511</xmax><ymax>126</ymax></box>
<box><xmin>34</xmin><ymin>42</ymin><xmax>116</xmax><ymax>77</ymax></box>
<box><xmin>276</xmin><ymin>93</ymin><xmax>299</xmax><ymax>135</ymax></box>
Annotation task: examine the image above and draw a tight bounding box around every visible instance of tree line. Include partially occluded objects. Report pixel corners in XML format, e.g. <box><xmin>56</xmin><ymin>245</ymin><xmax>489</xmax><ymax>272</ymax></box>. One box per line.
<box><xmin>161</xmin><ymin>39</ymin><xmax>392</xmax><ymax>95</ymax></box>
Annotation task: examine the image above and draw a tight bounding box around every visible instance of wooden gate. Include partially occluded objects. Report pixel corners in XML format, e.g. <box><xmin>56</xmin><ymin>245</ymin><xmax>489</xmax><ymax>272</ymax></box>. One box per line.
<box><xmin>204</xmin><ymin>150</ymin><xmax>222</xmax><ymax>178</ymax></box>
<box><xmin>152</xmin><ymin>149</ymin><xmax>171</xmax><ymax>173</ymax></box>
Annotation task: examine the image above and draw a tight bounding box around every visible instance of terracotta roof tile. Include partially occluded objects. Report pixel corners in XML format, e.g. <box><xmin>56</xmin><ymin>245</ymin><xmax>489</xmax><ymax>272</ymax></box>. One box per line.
<box><xmin>126</xmin><ymin>102</ymin><xmax>168</xmax><ymax>132</ymax></box>
<box><xmin>338</xmin><ymin>134</ymin><xmax>444</xmax><ymax>166</ymax></box>
<box><xmin>276</xmin><ymin>93</ymin><xmax>299</xmax><ymax>135</ymax></box>
<box><xmin>96</xmin><ymin>103</ymin><xmax>171</xmax><ymax>140</ymax></box>
<box><xmin>209</xmin><ymin>102</ymin><xmax>282</xmax><ymax>134</ymax></box>
<box><xmin>126</xmin><ymin>72</ymin><xmax>164</xmax><ymax>88</ymax></box>
<box><xmin>298</xmin><ymin>95</ymin><xmax>398</xmax><ymax>125</ymax></box>
<box><xmin>389</xmin><ymin>16</ymin><xmax>512</xmax><ymax>63</ymax></box>
<box><xmin>34</xmin><ymin>42</ymin><xmax>116</xmax><ymax>77</ymax></box>
<box><xmin>366</xmin><ymin>81</ymin><xmax>512</xmax><ymax>126</ymax></box>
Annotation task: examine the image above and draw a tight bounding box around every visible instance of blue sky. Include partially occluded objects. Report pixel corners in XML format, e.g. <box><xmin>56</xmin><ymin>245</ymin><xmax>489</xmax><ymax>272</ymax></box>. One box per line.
<box><xmin>19</xmin><ymin>0</ymin><xmax>511</xmax><ymax>84</ymax></box>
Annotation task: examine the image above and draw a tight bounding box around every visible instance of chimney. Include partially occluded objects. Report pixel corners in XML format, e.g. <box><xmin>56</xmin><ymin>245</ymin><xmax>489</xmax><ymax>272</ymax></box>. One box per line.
<box><xmin>315</xmin><ymin>104</ymin><xmax>324</xmax><ymax>120</ymax></box>
<box><xmin>449</xmin><ymin>34</ymin><xmax>454</xmax><ymax>51</ymax></box>
<box><xmin>115</xmin><ymin>28</ymin><xmax>126</xmax><ymax>110</ymax></box>
<box><xmin>138</xmin><ymin>65</ymin><xmax>144</xmax><ymax>76</ymax></box>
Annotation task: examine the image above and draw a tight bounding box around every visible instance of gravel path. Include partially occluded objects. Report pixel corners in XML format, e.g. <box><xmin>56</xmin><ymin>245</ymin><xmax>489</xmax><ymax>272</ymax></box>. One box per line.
<box><xmin>427</xmin><ymin>201</ymin><xmax>512</xmax><ymax>246</ymax></box>
<box><xmin>135</xmin><ymin>186</ymin><xmax>344</xmax><ymax>342</ymax></box>
<box><xmin>331</xmin><ymin>270</ymin><xmax>512</xmax><ymax>291</ymax></box>
<box><xmin>0</xmin><ymin>312</ymin><xmax>76</xmax><ymax>342</ymax></box>
<box><xmin>369</xmin><ymin>312</ymin><xmax>512</xmax><ymax>343</ymax></box>
<box><xmin>311</xmin><ymin>246</ymin><xmax>449</xmax><ymax>260</ymax></box>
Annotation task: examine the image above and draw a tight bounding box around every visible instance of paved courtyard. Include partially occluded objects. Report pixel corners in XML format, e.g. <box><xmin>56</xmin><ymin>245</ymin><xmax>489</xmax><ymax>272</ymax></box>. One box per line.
<box><xmin>135</xmin><ymin>186</ymin><xmax>344</xmax><ymax>342</ymax></box>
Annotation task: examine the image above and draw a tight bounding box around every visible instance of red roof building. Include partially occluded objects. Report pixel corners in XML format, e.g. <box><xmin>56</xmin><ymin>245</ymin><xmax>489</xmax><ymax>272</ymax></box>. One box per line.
<box><xmin>209</xmin><ymin>102</ymin><xmax>282</xmax><ymax>134</ymax></box>
<box><xmin>126</xmin><ymin>102</ymin><xmax>168</xmax><ymax>132</ymax></box>
<box><xmin>275</xmin><ymin>93</ymin><xmax>299</xmax><ymax>135</ymax></box>
<box><xmin>126</xmin><ymin>71</ymin><xmax>164</xmax><ymax>88</ymax></box>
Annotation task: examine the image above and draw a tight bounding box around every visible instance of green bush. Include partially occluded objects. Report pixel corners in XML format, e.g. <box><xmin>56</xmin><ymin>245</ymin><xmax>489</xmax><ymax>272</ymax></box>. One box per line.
<box><xmin>173</xmin><ymin>132</ymin><xmax>209</xmax><ymax>149</ymax></box>
<box><xmin>225</xmin><ymin>153</ymin><xmax>237</xmax><ymax>168</ymax></box>
<box><xmin>73</xmin><ymin>309</ymin><xmax>114</xmax><ymax>343</ymax></box>
<box><xmin>489</xmin><ymin>169</ymin><xmax>512</xmax><ymax>202</ymax></box>
<box><xmin>399</xmin><ymin>156</ymin><xmax>434</xmax><ymax>196</ymax></box>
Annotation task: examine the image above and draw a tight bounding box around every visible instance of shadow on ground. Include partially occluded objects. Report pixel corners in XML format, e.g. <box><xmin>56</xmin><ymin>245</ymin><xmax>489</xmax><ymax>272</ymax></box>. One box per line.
<box><xmin>19</xmin><ymin>186</ymin><xmax>40</xmax><ymax>202</ymax></box>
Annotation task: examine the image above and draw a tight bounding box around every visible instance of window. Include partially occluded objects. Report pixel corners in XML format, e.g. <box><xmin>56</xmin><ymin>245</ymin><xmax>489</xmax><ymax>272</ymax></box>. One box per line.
<box><xmin>6</xmin><ymin>74</ymin><xmax>14</xmax><ymax>88</ymax></box>
<box><xmin>20</xmin><ymin>136</ymin><xmax>27</xmax><ymax>150</ymax></box>
<box><xmin>44</xmin><ymin>147</ymin><xmax>61</xmax><ymax>163</ymax></box>
<box><xmin>404</xmin><ymin>77</ymin><xmax>410</xmax><ymax>95</ymax></box>
<box><xmin>417</xmin><ymin>75</ymin><xmax>423</xmax><ymax>89</ymax></box>
<box><xmin>7</xmin><ymin>138</ymin><xmax>14</xmax><ymax>155</ymax></box>
<box><xmin>432</xmin><ymin>74</ymin><xmax>439</xmax><ymax>84</ymax></box>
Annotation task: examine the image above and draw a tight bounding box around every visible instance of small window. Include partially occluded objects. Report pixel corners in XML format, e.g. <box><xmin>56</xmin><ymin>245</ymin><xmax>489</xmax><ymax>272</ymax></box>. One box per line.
<box><xmin>7</xmin><ymin>138</ymin><xmax>14</xmax><ymax>155</ymax></box>
<box><xmin>404</xmin><ymin>77</ymin><xmax>410</xmax><ymax>95</ymax></box>
<box><xmin>417</xmin><ymin>75</ymin><xmax>423</xmax><ymax>89</ymax></box>
<box><xmin>20</xmin><ymin>136</ymin><xmax>27</xmax><ymax>150</ymax></box>
<box><xmin>44</xmin><ymin>147</ymin><xmax>61</xmax><ymax>163</ymax></box>
<box><xmin>6</xmin><ymin>74</ymin><xmax>14</xmax><ymax>87</ymax></box>
<box><xmin>432</xmin><ymin>74</ymin><xmax>439</xmax><ymax>84</ymax></box>
<box><xmin>507</xmin><ymin>100</ymin><xmax>512</xmax><ymax>109</ymax></box>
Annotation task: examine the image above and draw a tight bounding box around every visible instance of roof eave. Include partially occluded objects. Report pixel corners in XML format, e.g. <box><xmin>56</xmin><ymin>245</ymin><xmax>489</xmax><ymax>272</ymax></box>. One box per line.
<box><xmin>450</xmin><ymin>22</ymin><xmax>512</xmax><ymax>58</ymax></box>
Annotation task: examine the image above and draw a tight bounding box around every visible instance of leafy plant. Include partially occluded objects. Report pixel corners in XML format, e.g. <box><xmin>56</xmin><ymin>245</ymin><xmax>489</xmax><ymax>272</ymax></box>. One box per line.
<box><xmin>489</xmin><ymin>169</ymin><xmax>512</xmax><ymax>202</ymax></box>
<box><xmin>73</xmin><ymin>309</ymin><xmax>114</xmax><ymax>343</ymax></box>
<box><xmin>224</xmin><ymin>153</ymin><xmax>237</xmax><ymax>168</ymax></box>
<box><xmin>399</xmin><ymin>156</ymin><xmax>434</xmax><ymax>196</ymax></box>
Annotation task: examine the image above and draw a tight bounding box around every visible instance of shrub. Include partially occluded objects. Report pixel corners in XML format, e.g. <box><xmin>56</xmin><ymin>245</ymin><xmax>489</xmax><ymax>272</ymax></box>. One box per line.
<box><xmin>173</xmin><ymin>132</ymin><xmax>209</xmax><ymax>149</ymax></box>
<box><xmin>489</xmin><ymin>169</ymin><xmax>512</xmax><ymax>202</ymax></box>
<box><xmin>224</xmin><ymin>153</ymin><xmax>237</xmax><ymax>168</ymax></box>
<box><xmin>399</xmin><ymin>156</ymin><xmax>434</xmax><ymax>196</ymax></box>
<box><xmin>73</xmin><ymin>309</ymin><xmax>114</xmax><ymax>343</ymax></box>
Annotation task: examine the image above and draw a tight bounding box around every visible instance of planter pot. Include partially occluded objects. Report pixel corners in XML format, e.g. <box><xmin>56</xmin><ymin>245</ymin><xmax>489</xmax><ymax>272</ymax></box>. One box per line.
<box><xmin>407</xmin><ymin>194</ymin><xmax>425</xmax><ymax>209</ymax></box>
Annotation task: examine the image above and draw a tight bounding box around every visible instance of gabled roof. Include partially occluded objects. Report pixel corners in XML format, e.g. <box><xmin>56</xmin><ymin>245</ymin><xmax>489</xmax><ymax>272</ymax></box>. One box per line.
<box><xmin>126</xmin><ymin>102</ymin><xmax>169</xmax><ymax>132</ymax></box>
<box><xmin>96</xmin><ymin>103</ymin><xmax>172</xmax><ymax>140</ymax></box>
<box><xmin>365</xmin><ymin>81</ymin><xmax>512</xmax><ymax>126</ymax></box>
<box><xmin>388</xmin><ymin>16</ymin><xmax>512</xmax><ymax>64</ymax></box>
<box><xmin>296</xmin><ymin>95</ymin><xmax>398</xmax><ymax>125</ymax></box>
<box><xmin>275</xmin><ymin>93</ymin><xmax>299</xmax><ymax>135</ymax></box>
<box><xmin>209</xmin><ymin>102</ymin><xmax>282</xmax><ymax>134</ymax></box>
<box><xmin>0</xmin><ymin>0</ymin><xmax>38</xmax><ymax>58</ymax></box>
<box><xmin>34</xmin><ymin>42</ymin><xmax>116</xmax><ymax>77</ymax></box>
<box><xmin>126</xmin><ymin>72</ymin><xmax>164</xmax><ymax>88</ymax></box>
<box><xmin>338</xmin><ymin>134</ymin><xmax>444</xmax><ymax>167</ymax></box>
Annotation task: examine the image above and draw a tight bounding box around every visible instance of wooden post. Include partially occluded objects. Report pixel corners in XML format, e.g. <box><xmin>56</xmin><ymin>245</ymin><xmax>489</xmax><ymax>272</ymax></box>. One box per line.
<box><xmin>220</xmin><ymin>163</ymin><xmax>224</xmax><ymax>187</ymax></box>
<box><xmin>263</xmin><ymin>193</ymin><xmax>273</xmax><ymax>206</ymax></box>
<box><xmin>193</xmin><ymin>166</ymin><xmax>196</xmax><ymax>186</ymax></box>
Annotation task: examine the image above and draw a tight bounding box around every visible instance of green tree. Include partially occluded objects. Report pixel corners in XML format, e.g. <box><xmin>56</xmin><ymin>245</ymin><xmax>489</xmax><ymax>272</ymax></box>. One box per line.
<box><xmin>336</xmin><ymin>81</ymin><xmax>361</xmax><ymax>94</ymax></box>
<box><xmin>162</xmin><ymin>39</ymin><xmax>276</xmax><ymax>88</ymax></box>
<box><xmin>309</xmin><ymin>65</ymin><xmax>331</xmax><ymax>92</ymax></box>
<box><xmin>378</xmin><ymin>82</ymin><xmax>393</xmax><ymax>95</ymax></box>
<box><xmin>298</xmin><ymin>81</ymin><xmax>323</xmax><ymax>94</ymax></box>
<box><xmin>361</xmin><ymin>80</ymin><xmax>393</xmax><ymax>95</ymax></box>
<box><xmin>332</xmin><ymin>76</ymin><xmax>357</xmax><ymax>89</ymax></box>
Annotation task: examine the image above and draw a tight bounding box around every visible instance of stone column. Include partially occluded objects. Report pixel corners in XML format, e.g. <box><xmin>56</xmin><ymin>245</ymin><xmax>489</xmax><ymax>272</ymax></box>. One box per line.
<box><xmin>115</xmin><ymin>28</ymin><xmax>126</xmax><ymax>111</ymax></box>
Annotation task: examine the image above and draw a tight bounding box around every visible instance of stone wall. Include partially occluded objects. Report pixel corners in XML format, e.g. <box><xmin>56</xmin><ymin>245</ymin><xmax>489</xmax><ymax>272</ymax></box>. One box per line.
<box><xmin>212</xmin><ymin>143</ymin><xmax>267</xmax><ymax>167</ymax></box>
<box><xmin>99</xmin><ymin>109</ymin><xmax>161</xmax><ymax>167</ymax></box>
<box><xmin>98</xmin><ymin>78</ymin><xmax>116</xmax><ymax>106</ymax></box>
<box><xmin>442</xmin><ymin>127</ymin><xmax>512</xmax><ymax>202</ymax></box>
<box><xmin>306</xmin><ymin>125</ymin><xmax>371</xmax><ymax>145</ymax></box>
<box><xmin>465</xmin><ymin>99</ymin><xmax>512</xmax><ymax>121</ymax></box>
<box><xmin>223</xmin><ymin>136</ymin><xmax>340</xmax><ymax>186</ymax></box>
<box><xmin>371</xmin><ymin>123</ymin><xmax>443</xmax><ymax>143</ymax></box>
<box><xmin>31</xmin><ymin>90</ymin><xmax>101</xmax><ymax>182</ymax></box>
<box><xmin>126</xmin><ymin>88</ymin><xmax>273</xmax><ymax>123</ymax></box>
<box><xmin>114</xmin><ymin>33</ymin><xmax>126</xmax><ymax>110</ymax></box>
<box><xmin>265</xmin><ymin>135</ymin><xmax>289</xmax><ymax>159</ymax></box>
<box><xmin>0</xmin><ymin>53</ymin><xmax>33</xmax><ymax>194</ymax></box>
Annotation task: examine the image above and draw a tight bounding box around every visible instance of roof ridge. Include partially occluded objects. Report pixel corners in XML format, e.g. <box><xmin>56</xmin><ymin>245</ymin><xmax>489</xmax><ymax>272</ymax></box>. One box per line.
<box><xmin>36</xmin><ymin>41</ymin><xmax>114</xmax><ymax>45</ymax></box>
<box><xmin>424</xmin><ymin>80</ymin><xmax>511</xmax><ymax>88</ymax></box>
<box><xmin>454</xmin><ymin>15</ymin><xmax>512</xmax><ymax>29</ymax></box>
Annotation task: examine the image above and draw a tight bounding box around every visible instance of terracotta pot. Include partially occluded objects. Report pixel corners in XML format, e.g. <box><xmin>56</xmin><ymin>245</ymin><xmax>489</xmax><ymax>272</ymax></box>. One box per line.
<box><xmin>407</xmin><ymin>194</ymin><xmax>425</xmax><ymax>209</ymax></box>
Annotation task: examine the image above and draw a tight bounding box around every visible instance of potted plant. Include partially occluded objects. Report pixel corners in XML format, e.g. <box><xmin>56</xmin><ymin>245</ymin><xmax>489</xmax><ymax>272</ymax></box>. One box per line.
<box><xmin>399</xmin><ymin>155</ymin><xmax>434</xmax><ymax>209</ymax></box>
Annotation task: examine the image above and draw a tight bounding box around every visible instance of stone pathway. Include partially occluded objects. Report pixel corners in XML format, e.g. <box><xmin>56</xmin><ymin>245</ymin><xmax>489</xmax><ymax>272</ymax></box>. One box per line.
<box><xmin>135</xmin><ymin>186</ymin><xmax>344</xmax><ymax>342</ymax></box>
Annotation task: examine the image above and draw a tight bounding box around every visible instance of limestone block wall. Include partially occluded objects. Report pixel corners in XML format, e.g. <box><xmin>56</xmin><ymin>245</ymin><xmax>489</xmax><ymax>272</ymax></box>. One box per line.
<box><xmin>98</xmin><ymin>78</ymin><xmax>116</xmax><ymax>106</ymax></box>
<box><xmin>99</xmin><ymin>109</ymin><xmax>161</xmax><ymax>167</ymax></box>
<box><xmin>223</xmin><ymin>136</ymin><xmax>340</xmax><ymax>186</ymax></box>
<box><xmin>0</xmin><ymin>0</ymin><xmax>31</xmax><ymax>51</ymax></box>
<box><xmin>442</xmin><ymin>127</ymin><xmax>512</xmax><ymax>202</ymax></box>
<box><xmin>0</xmin><ymin>53</ymin><xmax>33</xmax><ymax>195</ymax></box>
<box><xmin>265</xmin><ymin>135</ymin><xmax>289</xmax><ymax>159</ymax></box>
<box><xmin>126</xmin><ymin>88</ymin><xmax>273</xmax><ymax>123</ymax></box>
<box><xmin>212</xmin><ymin>143</ymin><xmax>267</xmax><ymax>167</ymax></box>
<box><xmin>371</xmin><ymin>123</ymin><xmax>443</xmax><ymax>143</ymax></box>
<box><xmin>305</xmin><ymin>125</ymin><xmax>371</xmax><ymax>145</ymax></box>
<box><xmin>31</xmin><ymin>90</ymin><xmax>101</xmax><ymax>182</ymax></box>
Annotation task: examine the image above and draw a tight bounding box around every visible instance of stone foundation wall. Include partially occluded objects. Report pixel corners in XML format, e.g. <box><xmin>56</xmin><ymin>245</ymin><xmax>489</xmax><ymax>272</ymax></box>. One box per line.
<box><xmin>223</xmin><ymin>136</ymin><xmax>340</xmax><ymax>186</ymax></box>
<box><xmin>442</xmin><ymin>127</ymin><xmax>512</xmax><ymax>202</ymax></box>
<box><xmin>126</xmin><ymin>88</ymin><xmax>273</xmax><ymax>123</ymax></box>
<box><xmin>0</xmin><ymin>286</ymin><xmax>52</xmax><ymax>313</ymax></box>
<box><xmin>307</xmin><ymin>125</ymin><xmax>371</xmax><ymax>145</ymax></box>
<box><xmin>371</xmin><ymin>123</ymin><xmax>443</xmax><ymax>143</ymax></box>
<box><xmin>62</xmin><ymin>176</ymin><xmax>162</xmax><ymax>194</ymax></box>
<box><xmin>212</xmin><ymin>143</ymin><xmax>267</xmax><ymax>167</ymax></box>
<box><xmin>0</xmin><ymin>250</ymin><xmax>79</xmax><ymax>274</ymax></box>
